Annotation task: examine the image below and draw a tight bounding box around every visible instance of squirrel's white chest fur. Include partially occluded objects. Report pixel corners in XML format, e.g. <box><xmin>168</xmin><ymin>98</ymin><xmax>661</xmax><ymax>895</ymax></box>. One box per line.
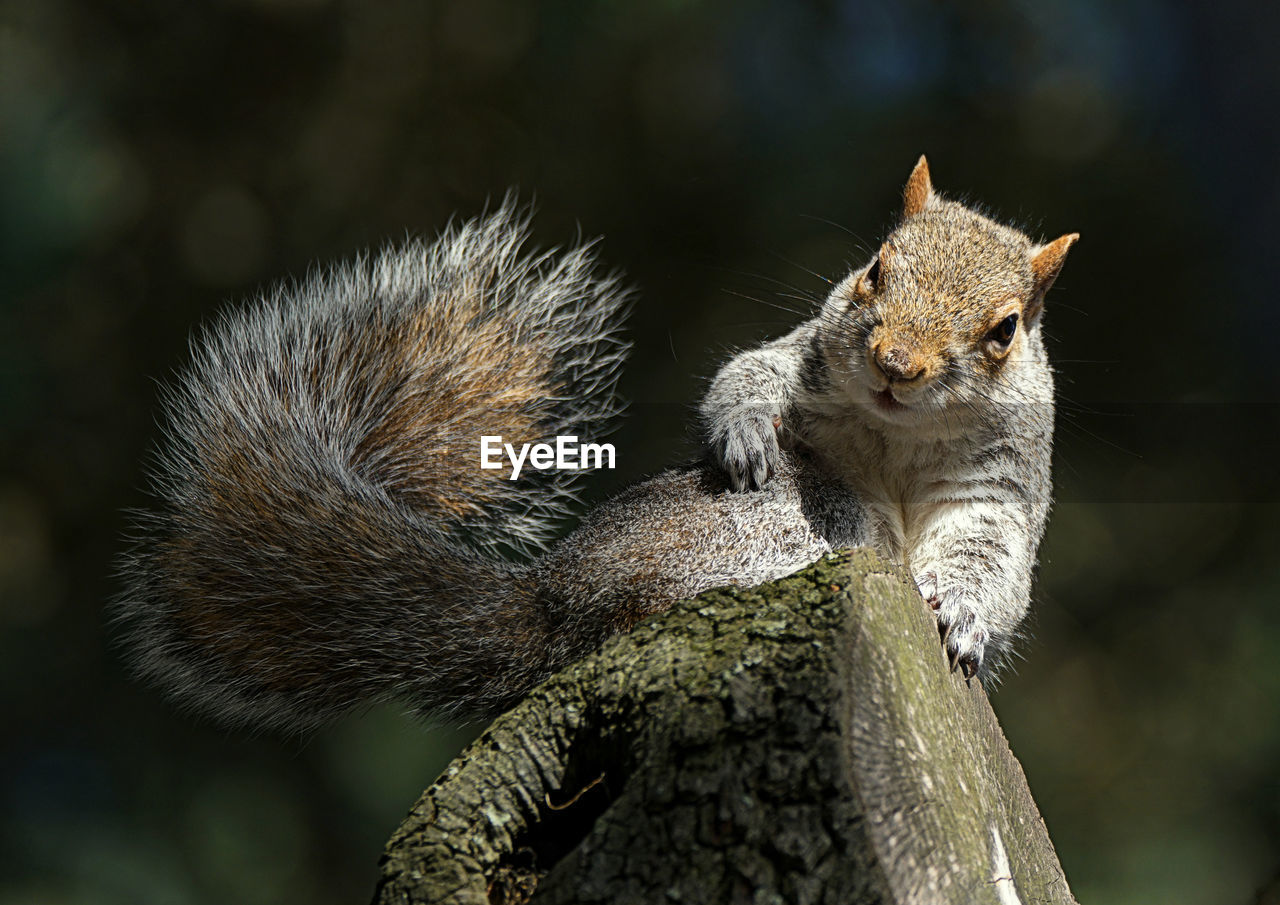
<box><xmin>804</xmin><ymin>416</ymin><xmax>983</xmax><ymax>568</ymax></box>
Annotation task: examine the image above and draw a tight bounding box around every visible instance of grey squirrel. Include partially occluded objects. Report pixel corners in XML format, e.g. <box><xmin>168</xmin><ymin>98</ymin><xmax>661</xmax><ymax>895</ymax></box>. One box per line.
<box><xmin>115</xmin><ymin>159</ymin><xmax>1075</xmax><ymax>734</ymax></box>
<box><xmin>703</xmin><ymin>157</ymin><xmax>1075</xmax><ymax>676</ymax></box>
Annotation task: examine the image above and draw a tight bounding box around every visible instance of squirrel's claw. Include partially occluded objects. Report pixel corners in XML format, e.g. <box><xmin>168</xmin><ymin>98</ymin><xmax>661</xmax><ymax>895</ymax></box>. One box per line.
<box><xmin>716</xmin><ymin>407</ymin><xmax>781</xmax><ymax>492</ymax></box>
<box><xmin>922</xmin><ymin>581</ymin><xmax>987</xmax><ymax>680</ymax></box>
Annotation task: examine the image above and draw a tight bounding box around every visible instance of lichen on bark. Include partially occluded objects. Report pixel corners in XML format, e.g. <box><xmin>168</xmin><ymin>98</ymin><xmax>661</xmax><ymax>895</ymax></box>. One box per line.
<box><xmin>373</xmin><ymin>550</ymin><xmax>1076</xmax><ymax>905</ymax></box>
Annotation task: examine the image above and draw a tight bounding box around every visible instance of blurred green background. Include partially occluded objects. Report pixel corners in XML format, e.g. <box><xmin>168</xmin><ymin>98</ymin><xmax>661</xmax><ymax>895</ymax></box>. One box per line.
<box><xmin>3</xmin><ymin>0</ymin><xmax>1279</xmax><ymax>902</ymax></box>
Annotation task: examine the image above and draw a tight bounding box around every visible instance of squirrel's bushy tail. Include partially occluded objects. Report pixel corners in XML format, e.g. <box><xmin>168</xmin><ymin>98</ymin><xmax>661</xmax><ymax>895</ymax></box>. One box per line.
<box><xmin>115</xmin><ymin>202</ymin><xmax>631</xmax><ymax>733</ymax></box>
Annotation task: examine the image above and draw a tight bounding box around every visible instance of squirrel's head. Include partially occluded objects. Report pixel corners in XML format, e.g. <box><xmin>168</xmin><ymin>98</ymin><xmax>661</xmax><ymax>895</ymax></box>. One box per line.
<box><xmin>820</xmin><ymin>156</ymin><xmax>1077</xmax><ymax>431</ymax></box>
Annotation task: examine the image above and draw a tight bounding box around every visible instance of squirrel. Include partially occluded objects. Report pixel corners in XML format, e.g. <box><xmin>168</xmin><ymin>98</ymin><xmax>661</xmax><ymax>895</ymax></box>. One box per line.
<box><xmin>114</xmin><ymin>159</ymin><xmax>1075</xmax><ymax>735</ymax></box>
<box><xmin>702</xmin><ymin>156</ymin><xmax>1076</xmax><ymax>676</ymax></box>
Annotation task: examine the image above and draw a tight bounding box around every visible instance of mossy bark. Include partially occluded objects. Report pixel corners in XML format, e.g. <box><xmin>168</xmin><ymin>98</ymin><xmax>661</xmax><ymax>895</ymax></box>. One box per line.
<box><xmin>373</xmin><ymin>550</ymin><xmax>1076</xmax><ymax>905</ymax></box>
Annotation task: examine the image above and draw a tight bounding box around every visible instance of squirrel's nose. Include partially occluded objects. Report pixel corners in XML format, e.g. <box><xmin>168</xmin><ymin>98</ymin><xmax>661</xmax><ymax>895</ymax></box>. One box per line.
<box><xmin>875</xmin><ymin>345</ymin><xmax>924</xmax><ymax>382</ymax></box>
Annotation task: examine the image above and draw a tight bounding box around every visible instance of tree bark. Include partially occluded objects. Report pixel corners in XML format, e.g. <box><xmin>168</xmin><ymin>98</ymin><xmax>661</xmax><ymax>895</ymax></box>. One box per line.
<box><xmin>373</xmin><ymin>550</ymin><xmax>1076</xmax><ymax>905</ymax></box>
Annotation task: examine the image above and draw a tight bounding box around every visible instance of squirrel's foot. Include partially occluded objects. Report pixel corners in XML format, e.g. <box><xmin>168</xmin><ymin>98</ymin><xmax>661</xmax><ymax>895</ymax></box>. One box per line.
<box><xmin>713</xmin><ymin>408</ymin><xmax>781</xmax><ymax>491</ymax></box>
<box><xmin>916</xmin><ymin>572</ymin><xmax>986</xmax><ymax>679</ymax></box>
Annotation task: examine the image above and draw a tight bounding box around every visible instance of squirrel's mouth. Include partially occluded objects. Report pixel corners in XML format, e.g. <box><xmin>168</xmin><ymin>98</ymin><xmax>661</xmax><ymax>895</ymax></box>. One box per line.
<box><xmin>872</xmin><ymin>388</ymin><xmax>905</xmax><ymax>412</ymax></box>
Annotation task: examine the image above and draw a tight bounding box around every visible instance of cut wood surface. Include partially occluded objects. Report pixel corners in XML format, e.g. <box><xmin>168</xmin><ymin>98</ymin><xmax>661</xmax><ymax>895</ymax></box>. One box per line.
<box><xmin>373</xmin><ymin>550</ymin><xmax>1076</xmax><ymax>905</ymax></box>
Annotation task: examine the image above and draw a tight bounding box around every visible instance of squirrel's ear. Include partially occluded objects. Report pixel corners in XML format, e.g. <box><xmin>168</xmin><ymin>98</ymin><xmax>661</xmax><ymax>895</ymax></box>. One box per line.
<box><xmin>1027</xmin><ymin>233</ymin><xmax>1079</xmax><ymax>320</ymax></box>
<box><xmin>902</xmin><ymin>155</ymin><xmax>934</xmax><ymax>218</ymax></box>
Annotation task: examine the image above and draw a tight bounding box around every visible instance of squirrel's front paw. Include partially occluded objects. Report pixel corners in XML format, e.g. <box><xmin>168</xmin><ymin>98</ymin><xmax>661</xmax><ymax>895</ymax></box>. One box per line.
<box><xmin>916</xmin><ymin>572</ymin><xmax>987</xmax><ymax>679</ymax></box>
<box><xmin>712</xmin><ymin>408</ymin><xmax>781</xmax><ymax>491</ymax></box>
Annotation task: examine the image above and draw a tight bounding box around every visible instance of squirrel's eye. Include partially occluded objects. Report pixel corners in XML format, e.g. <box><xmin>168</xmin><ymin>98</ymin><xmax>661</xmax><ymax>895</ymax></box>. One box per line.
<box><xmin>989</xmin><ymin>313</ymin><xmax>1018</xmax><ymax>346</ymax></box>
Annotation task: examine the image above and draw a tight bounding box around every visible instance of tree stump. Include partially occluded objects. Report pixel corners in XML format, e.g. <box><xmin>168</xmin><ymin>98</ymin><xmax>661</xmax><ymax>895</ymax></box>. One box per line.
<box><xmin>373</xmin><ymin>550</ymin><xmax>1076</xmax><ymax>905</ymax></box>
